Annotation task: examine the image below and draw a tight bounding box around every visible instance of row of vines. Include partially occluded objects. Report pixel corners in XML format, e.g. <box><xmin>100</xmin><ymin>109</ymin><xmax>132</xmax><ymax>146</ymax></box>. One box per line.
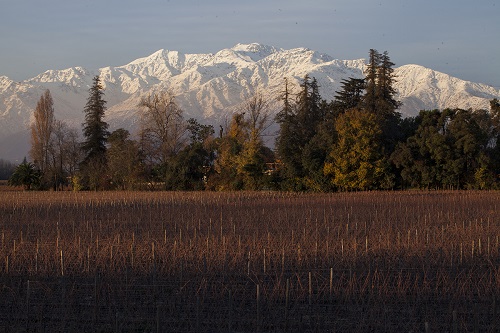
<box><xmin>1</xmin><ymin>190</ymin><xmax>500</xmax><ymax>332</ymax></box>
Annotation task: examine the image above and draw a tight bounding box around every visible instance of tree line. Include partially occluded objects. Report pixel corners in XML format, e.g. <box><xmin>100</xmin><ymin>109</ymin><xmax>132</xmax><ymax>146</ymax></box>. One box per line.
<box><xmin>8</xmin><ymin>49</ymin><xmax>500</xmax><ymax>191</ymax></box>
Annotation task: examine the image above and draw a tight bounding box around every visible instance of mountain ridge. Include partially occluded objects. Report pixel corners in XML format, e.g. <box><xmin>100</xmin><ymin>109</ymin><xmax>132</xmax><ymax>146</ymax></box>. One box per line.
<box><xmin>1</xmin><ymin>43</ymin><xmax>499</xmax><ymax>161</ymax></box>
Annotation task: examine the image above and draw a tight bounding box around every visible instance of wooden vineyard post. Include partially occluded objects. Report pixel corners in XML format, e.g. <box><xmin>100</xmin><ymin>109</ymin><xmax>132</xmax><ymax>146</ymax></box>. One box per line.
<box><xmin>115</xmin><ymin>311</ymin><xmax>119</xmax><ymax>333</ymax></box>
<box><xmin>308</xmin><ymin>271</ymin><xmax>313</xmax><ymax>328</ymax></box>
<box><xmin>285</xmin><ymin>278</ymin><xmax>290</xmax><ymax>330</ymax></box>
<box><xmin>228</xmin><ymin>290</ymin><xmax>233</xmax><ymax>332</ymax></box>
<box><xmin>263</xmin><ymin>248</ymin><xmax>266</xmax><ymax>274</ymax></box>
<box><xmin>453</xmin><ymin>310</ymin><xmax>458</xmax><ymax>333</ymax></box>
<box><xmin>308</xmin><ymin>271</ymin><xmax>312</xmax><ymax>307</ymax></box>
<box><xmin>60</xmin><ymin>250</ymin><xmax>64</xmax><ymax>276</ymax></box>
<box><xmin>329</xmin><ymin>267</ymin><xmax>333</xmax><ymax>303</ymax></box>
<box><xmin>247</xmin><ymin>251</ymin><xmax>251</xmax><ymax>276</ymax></box>
<box><xmin>156</xmin><ymin>304</ymin><xmax>160</xmax><ymax>333</ymax></box>
<box><xmin>460</xmin><ymin>243</ymin><xmax>463</xmax><ymax>264</ymax></box>
<box><xmin>492</xmin><ymin>298</ymin><xmax>498</xmax><ymax>333</ymax></box>
<box><xmin>93</xmin><ymin>274</ymin><xmax>98</xmax><ymax>326</ymax></box>
<box><xmin>472</xmin><ymin>240</ymin><xmax>475</xmax><ymax>259</ymax></box>
<box><xmin>281</xmin><ymin>248</ymin><xmax>285</xmax><ymax>274</ymax></box>
<box><xmin>87</xmin><ymin>247</ymin><xmax>91</xmax><ymax>273</ymax></box>
<box><xmin>26</xmin><ymin>280</ymin><xmax>30</xmax><ymax>332</ymax></box>
<box><xmin>256</xmin><ymin>284</ymin><xmax>261</xmax><ymax>332</ymax></box>
<box><xmin>474</xmin><ymin>303</ymin><xmax>479</xmax><ymax>333</ymax></box>
<box><xmin>35</xmin><ymin>240</ymin><xmax>39</xmax><ymax>273</ymax></box>
<box><xmin>196</xmin><ymin>295</ymin><xmax>200</xmax><ymax>332</ymax></box>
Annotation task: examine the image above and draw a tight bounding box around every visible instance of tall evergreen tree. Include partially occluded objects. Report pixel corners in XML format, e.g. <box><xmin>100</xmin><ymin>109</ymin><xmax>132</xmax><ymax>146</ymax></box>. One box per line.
<box><xmin>376</xmin><ymin>51</ymin><xmax>401</xmax><ymax>116</ymax></box>
<box><xmin>361</xmin><ymin>49</ymin><xmax>381</xmax><ymax>114</ymax></box>
<box><xmin>358</xmin><ymin>49</ymin><xmax>403</xmax><ymax>164</ymax></box>
<box><xmin>81</xmin><ymin>76</ymin><xmax>109</xmax><ymax>165</ymax></box>
<box><xmin>360</xmin><ymin>49</ymin><xmax>401</xmax><ymax>120</ymax></box>
<box><xmin>80</xmin><ymin>76</ymin><xmax>109</xmax><ymax>189</ymax></box>
<box><xmin>276</xmin><ymin>78</ymin><xmax>302</xmax><ymax>181</ymax></box>
<box><xmin>332</xmin><ymin>77</ymin><xmax>365</xmax><ymax>114</ymax></box>
<box><xmin>275</xmin><ymin>76</ymin><xmax>326</xmax><ymax>190</ymax></box>
<box><xmin>295</xmin><ymin>75</ymin><xmax>325</xmax><ymax>141</ymax></box>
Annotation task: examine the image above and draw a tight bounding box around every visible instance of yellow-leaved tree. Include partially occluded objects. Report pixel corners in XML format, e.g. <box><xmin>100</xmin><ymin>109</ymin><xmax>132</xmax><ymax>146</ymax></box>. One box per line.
<box><xmin>324</xmin><ymin>108</ymin><xmax>393</xmax><ymax>190</ymax></box>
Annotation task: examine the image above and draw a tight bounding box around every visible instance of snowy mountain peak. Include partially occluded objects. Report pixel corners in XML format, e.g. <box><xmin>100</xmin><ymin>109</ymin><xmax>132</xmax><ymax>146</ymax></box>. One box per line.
<box><xmin>1</xmin><ymin>43</ymin><xmax>499</xmax><ymax>161</ymax></box>
<box><xmin>230</xmin><ymin>43</ymin><xmax>280</xmax><ymax>61</ymax></box>
<box><xmin>0</xmin><ymin>76</ymin><xmax>14</xmax><ymax>91</ymax></box>
<box><xmin>28</xmin><ymin>67</ymin><xmax>92</xmax><ymax>88</ymax></box>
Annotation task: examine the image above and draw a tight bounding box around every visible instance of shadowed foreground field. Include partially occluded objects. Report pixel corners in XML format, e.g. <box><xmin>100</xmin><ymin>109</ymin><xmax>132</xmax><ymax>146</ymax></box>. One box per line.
<box><xmin>1</xmin><ymin>190</ymin><xmax>500</xmax><ymax>332</ymax></box>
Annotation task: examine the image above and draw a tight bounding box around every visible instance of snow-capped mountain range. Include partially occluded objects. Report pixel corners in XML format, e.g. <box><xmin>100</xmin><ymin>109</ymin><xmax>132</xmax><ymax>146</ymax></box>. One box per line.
<box><xmin>1</xmin><ymin>43</ymin><xmax>499</xmax><ymax>162</ymax></box>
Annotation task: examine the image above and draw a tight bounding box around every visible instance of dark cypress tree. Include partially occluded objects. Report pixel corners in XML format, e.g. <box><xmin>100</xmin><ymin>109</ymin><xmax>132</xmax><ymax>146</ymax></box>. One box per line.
<box><xmin>332</xmin><ymin>77</ymin><xmax>365</xmax><ymax>114</ymax></box>
<box><xmin>276</xmin><ymin>78</ymin><xmax>302</xmax><ymax>182</ymax></box>
<box><xmin>361</xmin><ymin>49</ymin><xmax>381</xmax><ymax>114</ymax></box>
<box><xmin>295</xmin><ymin>76</ymin><xmax>325</xmax><ymax>141</ymax></box>
<box><xmin>81</xmin><ymin>76</ymin><xmax>109</xmax><ymax>165</ymax></box>
<box><xmin>275</xmin><ymin>76</ymin><xmax>328</xmax><ymax>190</ymax></box>
<box><xmin>80</xmin><ymin>76</ymin><xmax>109</xmax><ymax>189</ymax></box>
<box><xmin>361</xmin><ymin>49</ymin><xmax>401</xmax><ymax>119</ymax></box>
<box><xmin>376</xmin><ymin>51</ymin><xmax>401</xmax><ymax>116</ymax></box>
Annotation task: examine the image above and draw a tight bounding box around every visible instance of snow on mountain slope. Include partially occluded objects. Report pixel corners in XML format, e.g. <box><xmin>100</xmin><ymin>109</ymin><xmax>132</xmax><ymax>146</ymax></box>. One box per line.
<box><xmin>394</xmin><ymin>64</ymin><xmax>500</xmax><ymax>116</ymax></box>
<box><xmin>1</xmin><ymin>43</ymin><xmax>499</xmax><ymax>161</ymax></box>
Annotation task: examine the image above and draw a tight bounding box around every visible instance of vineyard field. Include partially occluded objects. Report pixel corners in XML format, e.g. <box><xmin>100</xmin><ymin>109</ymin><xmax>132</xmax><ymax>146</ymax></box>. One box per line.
<box><xmin>1</xmin><ymin>190</ymin><xmax>499</xmax><ymax>332</ymax></box>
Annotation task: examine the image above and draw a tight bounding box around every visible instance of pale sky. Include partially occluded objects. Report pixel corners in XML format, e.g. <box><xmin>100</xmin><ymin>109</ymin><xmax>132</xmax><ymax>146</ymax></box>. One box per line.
<box><xmin>1</xmin><ymin>0</ymin><xmax>499</xmax><ymax>87</ymax></box>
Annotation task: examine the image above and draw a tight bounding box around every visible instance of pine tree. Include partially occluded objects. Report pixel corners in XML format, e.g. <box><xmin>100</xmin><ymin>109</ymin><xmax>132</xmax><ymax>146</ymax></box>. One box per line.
<box><xmin>80</xmin><ymin>76</ymin><xmax>109</xmax><ymax>189</ymax></box>
<box><xmin>376</xmin><ymin>51</ymin><xmax>401</xmax><ymax>116</ymax></box>
<box><xmin>295</xmin><ymin>75</ymin><xmax>325</xmax><ymax>141</ymax></box>
<box><xmin>276</xmin><ymin>78</ymin><xmax>302</xmax><ymax>181</ymax></box>
<box><xmin>332</xmin><ymin>77</ymin><xmax>365</xmax><ymax>114</ymax></box>
<box><xmin>275</xmin><ymin>76</ymin><xmax>329</xmax><ymax>190</ymax></box>
<box><xmin>81</xmin><ymin>76</ymin><xmax>108</xmax><ymax>164</ymax></box>
<box><xmin>376</xmin><ymin>51</ymin><xmax>402</xmax><ymax>153</ymax></box>
<box><xmin>361</xmin><ymin>49</ymin><xmax>381</xmax><ymax>114</ymax></box>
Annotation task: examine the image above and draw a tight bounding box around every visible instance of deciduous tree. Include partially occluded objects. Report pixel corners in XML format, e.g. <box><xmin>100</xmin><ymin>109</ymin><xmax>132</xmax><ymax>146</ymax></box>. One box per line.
<box><xmin>30</xmin><ymin>90</ymin><xmax>55</xmax><ymax>174</ymax></box>
<box><xmin>138</xmin><ymin>91</ymin><xmax>187</xmax><ymax>177</ymax></box>
<box><xmin>107</xmin><ymin>128</ymin><xmax>143</xmax><ymax>190</ymax></box>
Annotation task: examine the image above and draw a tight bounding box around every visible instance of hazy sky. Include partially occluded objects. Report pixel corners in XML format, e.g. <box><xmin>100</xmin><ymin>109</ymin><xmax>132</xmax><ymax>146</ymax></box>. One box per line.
<box><xmin>1</xmin><ymin>0</ymin><xmax>499</xmax><ymax>87</ymax></box>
